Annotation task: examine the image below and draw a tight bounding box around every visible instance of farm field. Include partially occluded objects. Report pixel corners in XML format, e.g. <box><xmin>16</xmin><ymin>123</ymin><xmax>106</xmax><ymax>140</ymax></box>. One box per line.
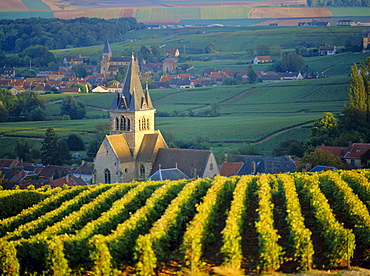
<box><xmin>0</xmin><ymin>170</ymin><xmax>369</xmax><ymax>275</ymax></box>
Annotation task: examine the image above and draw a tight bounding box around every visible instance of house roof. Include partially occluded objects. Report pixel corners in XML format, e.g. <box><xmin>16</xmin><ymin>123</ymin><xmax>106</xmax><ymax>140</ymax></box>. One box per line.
<box><xmin>110</xmin><ymin>55</ymin><xmax>154</xmax><ymax>111</ymax></box>
<box><xmin>74</xmin><ymin>161</ymin><xmax>94</xmax><ymax>175</ymax></box>
<box><xmin>309</xmin><ymin>165</ymin><xmax>337</xmax><ymax>172</ymax></box>
<box><xmin>49</xmin><ymin>175</ymin><xmax>86</xmax><ymax>187</ymax></box>
<box><xmin>137</xmin><ymin>131</ymin><xmax>168</xmax><ymax>163</ymax></box>
<box><xmin>255</xmin><ymin>56</ymin><xmax>272</xmax><ymax>60</ymax></box>
<box><xmin>38</xmin><ymin>165</ymin><xmax>72</xmax><ymax>178</ymax></box>
<box><xmin>0</xmin><ymin>159</ymin><xmax>19</xmax><ymax>168</ymax></box>
<box><xmin>344</xmin><ymin>143</ymin><xmax>370</xmax><ymax>159</ymax></box>
<box><xmin>151</xmin><ymin>148</ymin><xmax>211</xmax><ymax>178</ymax></box>
<box><xmin>319</xmin><ymin>46</ymin><xmax>335</xmax><ymax>50</ymax></box>
<box><xmin>106</xmin><ymin>134</ymin><xmax>133</xmax><ymax>162</ymax></box>
<box><xmin>219</xmin><ymin>162</ymin><xmax>243</xmax><ymax>176</ymax></box>
<box><xmin>317</xmin><ymin>145</ymin><xmax>348</xmax><ymax>157</ymax></box>
<box><xmin>148</xmin><ymin>168</ymin><xmax>189</xmax><ymax>181</ymax></box>
<box><xmin>167</xmin><ymin>48</ymin><xmax>179</xmax><ymax>56</ymax></box>
<box><xmin>232</xmin><ymin>155</ymin><xmax>296</xmax><ymax>175</ymax></box>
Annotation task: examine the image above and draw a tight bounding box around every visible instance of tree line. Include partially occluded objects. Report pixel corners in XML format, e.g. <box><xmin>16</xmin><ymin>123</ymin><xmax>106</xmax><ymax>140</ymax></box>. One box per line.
<box><xmin>307</xmin><ymin>0</ymin><xmax>370</xmax><ymax>6</ymax></box>
<box><xmin>0</xmin><ymin>17</ymin><xmax>146</xmax><ymax>53</ymax></box>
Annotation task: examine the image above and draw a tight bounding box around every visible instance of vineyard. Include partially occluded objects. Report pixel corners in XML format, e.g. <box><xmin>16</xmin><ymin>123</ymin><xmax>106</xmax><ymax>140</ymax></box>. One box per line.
<box><xmin>0</xmin><ymin>170</ymin><xmax>370</xmax><ymax>275</ymax></box>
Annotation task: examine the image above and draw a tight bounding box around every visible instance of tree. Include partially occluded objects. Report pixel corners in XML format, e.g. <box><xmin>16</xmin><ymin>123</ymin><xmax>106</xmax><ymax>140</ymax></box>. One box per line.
<box><xmin>0</xmin><ymin>88</ymin><xmax>17</xmax><ymax>113</ymax></box>
<box><xmin>20</xmin><ymin>45</ymin><xmax>56</xmax><ymax>67</ymax></box>
<box><xmin>60</xmin><ymin>95</ymin><xmax>86</xmax><ymax>120</ymax></box>
<box><xmin>15</xmin><ymin>140</ymin><xmax>32</xmax><ymax>162</ymax></box>
<box><xmin>0</xmin><ymin>102</ymin><xmax>8</xmax><ymax>122</ymax></box>
<box><xmin>248</xmin><ymin>64</ymin><xmax>258</xmax><ymax>84</ymax></box>
<box><xmin>298</xmin><ymin>148</ymin><xmax>343</xmax><ymax>170</ymax></box>
<box><xmin>273</xmin><ymin>139</ymin><xmax>304</xmax><ymax>157</ymax></box>
<box><xmin>204</xmin><ymin>43</ymin><xmax>216</xmax><ymax>54</ymax></box>
<box><xmin>41</xmin><ymin>127</ymin><xmax>62</xmax><ymax>165</ymax></box>
<box><xmin>66</xmin><ymin>134</ymin><xmax>85</xmax><ymax>151</ymax></box>
<box><xmin>13</xmin><ymin>91</ymin><xmax>46</xmax><ymax>120</ymax></box>
<box><xmin>75</xmin><ymin>66</ymin><xmax>87</xmax><ymax>78</ymax></box>
<box><xmin>281</xmin><ymin>53</ymin><xmax>305</xmax><ymax>72</ymax></box>
<box><xmin>348</xmin><ymin>63</ymin><xmax>367</xmax><ymax>112</ymax></box>
<box><xmin>256</xmin><ymin>43</ymin><xmax>270</xmax><ymax>55</ymax></box>
<box><xmin>309</xmin><ymin>112</ymin><xmax>338</xmax><ymax>146</ymax></box>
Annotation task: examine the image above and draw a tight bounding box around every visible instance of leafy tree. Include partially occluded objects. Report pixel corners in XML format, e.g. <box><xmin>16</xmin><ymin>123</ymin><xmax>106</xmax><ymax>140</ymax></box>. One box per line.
<box><xmin>0</xmin><ymin>88</ymin><xmax>17</xmax><ymax>113</ymax></box>
<box><xmin>308</xmin><ymin>112</ymin><xmax>338</xmax><ymax>146</ymax></box>
<box><xmin>248</xmin><ymin>64</ymin><xmax>258</xmax><ymax>84</ymax></box>
<box><xmin>86</xmin><ymin>139</ymin><xmax>101</xmax><ymax>160</ymax></box>
<box><xmin>60</xmin><ymin>95</ymin><xmax>86</xmax><ymax>120</ymax></box>
<box><xmin>256</xmin><ymin>43</ymin><xmax>270</xmax><ymax>55</ymax></box>
<box><xmin>273</xmin><ymin>139</ymin><xmax>304</xmax><ymax>157</ymax></box>
<box><xmin>348</xmin><ymin>63</ymin><xmax>367</xmax><ymax>112</ymax></box>
<box><xmin>66</xmin><ymin>134</ymin><xmax>85</xmax><ymax>151</ymax></box>
<box><xmin>15</xmin><ymin>140</ymin><xmax>32</xmax><ymax>162</ymax></box>
<box><xmin>150</xmin><ymin>45</ymin><xmax>162</xmax><ymax>59</ymax></box>
<box><xmin>13</xmin><ymin>91</ymin><xmax>46</xmax><ymax>120</ymax></box>
<box><xmin>41</xmin><ymin>128</ymin><xmax>63</xmax><ymax>165</ymax></box>
<box><xmin>141</xmin><ymin>78</ymin><xmax>157</xmax><ymax>89</ymax></box>
<box><xmin>210</xmin><ymin>103</ymin><xmax>221</xmax><ymax>116</ymax></box>
<box><xmin>0</xmin><ymin>102</ymin><xmax>8</xmax><ymax>122</ymax></box>
<box><xmin>205</xmin><ymin>43</ymin><xmax>216</xmax><ymax>54</ymax></box>
<box><xmin>28</xmin><ymin>106</ymin><xmax>45</xmax><ymax>121</ymax></box>
<box><xmin>58</xmin><ymin>139</ymin><xmax>71</xmax><ymax>164</ymax></box>
<box><xmin>281</xmin><ymin>53</ymin><xmax>305</xmax><ymax>72</ymax></box>
<box><xmin>20</xmin><ymin>45</ymin><xmax>56</xmax><ymax>67</ymax></box>
<box><xmin>271</xmin><ymin>45</ymin><xmax>282</xmax><ymax>56</ymax></box>
<box><xmin>75</xmin><ymin>66</ymin><xmax>87</xmax><ymax>78</ymax></box>
<box><xmin>298</xmin><ymin>148</ymin><xmax>343</xmax><ymax>170</ymax></box>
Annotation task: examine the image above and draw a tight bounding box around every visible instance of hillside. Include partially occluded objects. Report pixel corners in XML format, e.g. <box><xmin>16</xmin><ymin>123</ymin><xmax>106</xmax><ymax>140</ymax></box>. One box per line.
<box><xmin>0</xmin><ymin>170</ymin><xmax>369</xmax><ymax>275</ymax></box>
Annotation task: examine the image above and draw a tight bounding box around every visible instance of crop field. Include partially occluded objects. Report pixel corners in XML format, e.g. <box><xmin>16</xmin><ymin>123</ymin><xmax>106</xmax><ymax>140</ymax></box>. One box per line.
<box><xmin>0</xmin><ymin>0</ymin><xmax>27</xmax><ymax>10</ymax></box>
<box><xmin>330</xmin><ymin>7</ymin><xmax>370</xmax><ymax>16</ymax></box>
<box><xmin>249</xmin><ymin>7</ymin><xmax>333</xmax><ymax>18</ymax></box>
<box><xmin>0</xmin><ymin>170</ymin><xmax>369</xmax><ymax>275</ymax></box>
<box><xmin>21</xmin><ymin>0</ymin><xmax>51</xmax><ymax>10</ymax></box>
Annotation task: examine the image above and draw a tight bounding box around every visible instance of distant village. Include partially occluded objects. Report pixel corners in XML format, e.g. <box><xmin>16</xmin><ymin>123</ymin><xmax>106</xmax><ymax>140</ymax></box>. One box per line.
<box><xmin>1</xmin><ymin>31</ymin><xmax>370</xmax><ymax>189</ymax></box>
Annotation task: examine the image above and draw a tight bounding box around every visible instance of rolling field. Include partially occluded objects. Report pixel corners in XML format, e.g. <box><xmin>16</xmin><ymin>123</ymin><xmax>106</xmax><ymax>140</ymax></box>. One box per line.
<box><xmin>0</xmin><ymin>170</ymin><xmax>369</xmax><ymax>275</ymax></box>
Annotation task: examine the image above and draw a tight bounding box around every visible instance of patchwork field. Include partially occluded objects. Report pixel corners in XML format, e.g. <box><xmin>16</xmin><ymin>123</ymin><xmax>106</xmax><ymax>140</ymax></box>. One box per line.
<box><xmin>0</xmin><ymin>0</ymin><xmax>27</xmax><ymax>11</ymax></box>
<box><xmin>249</xmin><ymin>7</ymin><xmax>333</xmax><ymax>18</ymax></box>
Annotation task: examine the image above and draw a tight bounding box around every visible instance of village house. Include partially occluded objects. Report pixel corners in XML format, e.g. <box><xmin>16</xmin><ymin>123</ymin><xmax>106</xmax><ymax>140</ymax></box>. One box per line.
<box><xmin>319</xmin><ymin>45</ymin><xmax>336</xmax><ymax>55</ymax></box>
<box><xmin>253</xmin><ymin>56</ymin><xmax>272</xmax><ymax>65</ymax></box>
<box><xmin>343</xmin><ymin>142</ymin><xmax>370</xmax><ymax>168</ymax></box>
<box><xmin>0</xmin><ymin>68</ymin><xmax>16</xmax><ymax>77</ymax></box>
<box><xmin>337</xmin><ymin>19</ymin><xmax>355</xmax><ymax>26</ymax></box>
<box><xmin>166</xmin><ymin>48</ymin><xmax>180</xmax><ymax>57</ymax></box>
<box><xmin>162</xmin><ymin>57</ymin><xmax>177</xmax><ymax>73</ymax></box>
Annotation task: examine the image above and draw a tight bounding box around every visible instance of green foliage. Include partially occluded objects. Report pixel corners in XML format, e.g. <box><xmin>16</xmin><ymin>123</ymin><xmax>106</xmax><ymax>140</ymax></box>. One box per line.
<box><xmin>281</xmin><ymin>53</ymin><xmax>306</xmax><ymax>72</ymax></box>
<box><xmin>299</xmin><ymin>148</ymin><xmax>343</xmax><ymax>170</ymax></box>
<box><xmin>13</xmin><ymin>90</ymin><xmax>46</xmax><ymax>121</ymax></box>
<box><xmin>0</xmin><ymin>239</ymin><xmax>19</xmax><ymax>276</ymax></box>
<box><xmin>60</xmin><ymin>95</ymin><xmax>86</xmax><ymax>120</ymax></box>
<box><xmin>204</xmin><ymin>42</ymin><xmax>216</xmax><ymax>54</ymax></box>
<box><xmin>309</xmin><ymin>112</ymin><xmax>338</xmax><ymax>146</ymax></box>
<box><xmin>66</xmin><ymin>133</ymin><xmax>85</xmax><ymax>151</ymax></box>
<box><xmin>40</xmin><ymin>127</ymin><xmax>70</xmax><ymax>165</ymax></box>
<box><xmin>20</xmin><ymin>45</ymin><xmax>56</xmax><ymax>67</ymax></box>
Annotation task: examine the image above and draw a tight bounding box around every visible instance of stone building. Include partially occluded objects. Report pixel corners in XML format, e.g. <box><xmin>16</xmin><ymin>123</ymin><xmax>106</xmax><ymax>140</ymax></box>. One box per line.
<box><xmin>94</xmin><ymin>55</ymin><xmax>219</xmax><ymax>183</ymax></box>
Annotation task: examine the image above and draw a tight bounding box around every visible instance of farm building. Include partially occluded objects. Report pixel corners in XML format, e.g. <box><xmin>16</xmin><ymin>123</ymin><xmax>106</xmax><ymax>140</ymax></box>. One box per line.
<box><xmin>253</xmin><ymin>56</ymin><xmax>272</xmax><ymax>64</ymax></box>
<box><xmin>319</xmin><ymin>45</ymin><xmax>336</xmax><ymax>55</ymax></box>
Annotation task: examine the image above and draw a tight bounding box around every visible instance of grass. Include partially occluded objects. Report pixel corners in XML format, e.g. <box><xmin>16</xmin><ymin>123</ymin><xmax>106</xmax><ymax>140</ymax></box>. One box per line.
<box><xmin>21</xmin><ymin>0</ymin><xmax>52</xmax><ymax>10</ymax></box>
<box><xmin>330</xmin><ymin>7</ymin><xmax>370</xmax><ymax>16</ymax></box>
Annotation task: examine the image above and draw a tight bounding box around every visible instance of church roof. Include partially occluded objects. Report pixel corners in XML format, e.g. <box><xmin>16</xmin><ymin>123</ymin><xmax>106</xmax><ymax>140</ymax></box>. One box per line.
<box><xmin>103</xmin><ymin>40</ymin><xmax>112</xmax><ymax>54</ymax></box>
<box><xmin>148</xmin><ymin>168</ymin><xmax>189</xmax><ymax>181</ymax></box>
<box><xmin>137</xmin><ymin>131</ymin><xmax>168</xmax><ymax>163</ymax></box>
<box><xmin>151</xmin><ymin>148</ymin><xmax>211</xmax><ymax>178</ymax></box>
<box><xmin>106</xmin><ymin>134</ymin><xmax>133</xmax><ymax>162</ymax></box>
<box><xmin>110</xmin><ymin>55</ymin><xmax>154</xmax><ymax>111</ymax></box>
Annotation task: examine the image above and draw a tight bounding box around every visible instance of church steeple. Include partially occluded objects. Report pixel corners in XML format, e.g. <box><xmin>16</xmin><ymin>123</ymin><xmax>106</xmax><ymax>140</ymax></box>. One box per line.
<box><xmin>103</xmin><ymin>39</ymin><xmax>112</xmax><ymax>54</ymax></box>
<box><xmin>101</xmin><ymin>40</ymin><xmax>112</xmax><ymax>74</ymax></box>
<box><xmin>109</xmin><ymin>54</ymin><xmax>156</xmax><ymax>157</ymax></box>
<box><xmin>111</xmin><ymin>55</ymin><xmax>153</xmax><ymax>111</ymax></box>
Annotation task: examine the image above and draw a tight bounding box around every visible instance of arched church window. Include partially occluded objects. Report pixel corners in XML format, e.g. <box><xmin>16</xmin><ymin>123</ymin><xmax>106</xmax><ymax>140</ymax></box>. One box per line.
<box><xmin>127</xmin><ymin>118</ymin><xmax>131</xmax><ymax>131</ymax></box>
<box><xmin>140</xmin><ymin>164</ymin><xmax>145</xmax><ymax>178</ymax></box>
<box><xmin>142</xmin><ymin>117</ymin><xmax>146</xmax><ymax>130</ymax></box>
<box><xmin>138</xmin><ymin>119</ymin><xmax>141</xmax><ymax>131</ymax></box>
<box><xmin>104</xmin><ymin>169</ymin><xmax>111</xmax><ymax>183</ymax></box>
<box><xmin>115</xmin><ymin>117</ymin><xmax>119</xmax><ymax>131</ymax></box>
<box><xmin>120</xmin><ymin>116</ymin><xmax>126</xmax><ymax>131</ymax></box>
<box><xmin>146</xmin><ymin>118</ymin><xmax>150</xmax><ymax>130</ymax></box>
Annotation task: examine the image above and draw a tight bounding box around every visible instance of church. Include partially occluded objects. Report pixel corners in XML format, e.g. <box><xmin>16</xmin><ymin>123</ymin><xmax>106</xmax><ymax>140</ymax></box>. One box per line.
<box><xmin>94</xmin><ymin>54</ymin><xmax>219</xmax><ymax>184</ymax></box>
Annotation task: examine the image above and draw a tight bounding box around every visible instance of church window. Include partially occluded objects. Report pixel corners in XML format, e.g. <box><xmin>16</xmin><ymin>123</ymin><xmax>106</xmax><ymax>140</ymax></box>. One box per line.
<box><xmin>210</xmin><ymin>163</ymin><xmax>214</xmax><ymax>170</ymax></box>
<box><xmin>120</xmin><ymin>116</ymin><xmax>126</xmax><ymax>131</ymax></box>
<box><xmin>140</xmin><ymin>164</ymin><xmax>145</xmax><ymax>178</ymax></box>
<box><xmin>146</xmin><ymin>118</ymin><xmax>150</xmax><ymax>130</ymax></box>
<box><xmin>127</xmin><ymin>118</ymin><xmax>131</xmax><ymax>131</ymax></box>
<box><xmin>139</xmin><ymin>120</ymin><xmax>141</xmax><ymax>131</ymax></box>
<box><xmin>115</xmin><ymin>117</ymin><xmax>119</xmax><ymax>130</ymax></box>
<box><xmin>104</xmin><ymin>169</ymin><xmax>111</xmax><ymax>183</ymax></box>
<box><xmin>125</xmin><ymin>168</ymin><xmax>128</xmax><ymax>173</ymax></box>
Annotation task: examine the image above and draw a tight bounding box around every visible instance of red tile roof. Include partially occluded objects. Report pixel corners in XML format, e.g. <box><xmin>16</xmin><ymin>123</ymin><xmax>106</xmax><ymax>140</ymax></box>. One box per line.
<box><xmin>344</xmin><ymin>143</ymin><xmax>370</xmax><ymax>158</ymax></box>
<box><xmin>318</xmin><ymin>145</ymin><xmax>348</xmax><ymax>158</ymax></box>
<box><xmin>219</xmin><ymin>162</ymin><xmax>243</xmax><ymax>176</ymax></box>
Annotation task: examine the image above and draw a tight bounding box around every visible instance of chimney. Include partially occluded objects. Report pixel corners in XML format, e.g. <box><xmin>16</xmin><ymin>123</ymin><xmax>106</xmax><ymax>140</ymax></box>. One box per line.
<box><xmin>251</xmin><ymin>161</ymin><xmax>256</xmax><ymax>175</ymax></box>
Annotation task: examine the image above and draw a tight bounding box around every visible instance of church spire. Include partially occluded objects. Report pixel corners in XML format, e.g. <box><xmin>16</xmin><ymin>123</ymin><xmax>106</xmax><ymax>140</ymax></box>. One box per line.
<box><xmin>110</xmin><ymin>54</ymin><xmax>154</xmax><ymax>111</ymax></box>
<box><xmin>103</xmin><ymin>39</ymin><xmax>112</xmax><ymax>54</ymax></box>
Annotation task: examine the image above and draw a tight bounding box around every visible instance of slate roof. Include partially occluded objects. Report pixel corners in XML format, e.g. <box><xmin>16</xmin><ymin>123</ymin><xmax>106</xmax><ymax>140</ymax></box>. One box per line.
<box><xmin>232</xmin><ymin>155</ymin><xmax>296</xmax><ymax>175</ymax></box>
<box><xmin>0</xmin><ymin>159</ymin><xmax>19</xmax><ymax>168</ymax></box>
<box><xmin>151</xmin><ymin>148</ymin><xmax>211</xmax><ymax>178</ymax></box>
<box><xmin>110</xmin><ymin>55</ymin><xmax>154</xmax><ymax>111</ymax></box>
<box><xmin>106</xmin><ymin>134</ymin><xmax>133</xmax><ymax>162</ymax></box>
<box><xmin>49</xmin><ymin>175</ymin><xmax>86</xmax><ymax>187</ymax></box>
<box><xmin>38</xmin><ymin>165</ymin><xmax>72</xmax><ymax>179</ymax></box>
<box><xmin>74</xmin><ymin>161</ymin><xmax>94</xmax><ymax>175</ymax></box>
<box><xmin>309</xmin><ymin>165</ymin><xmax>337</xmax><ymax>172</ymax></box>
<box><xmin>148</xmin><ymin>168</ymin><xmax>189</xmax><ymax>181</ymax></box>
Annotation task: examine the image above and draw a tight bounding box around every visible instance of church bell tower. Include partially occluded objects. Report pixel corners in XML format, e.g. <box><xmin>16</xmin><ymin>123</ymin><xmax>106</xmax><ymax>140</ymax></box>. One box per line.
<box><xmin>109</xmin><ymin>54</ymin><xmax>156</xmax><ymax>157</ymax></box>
